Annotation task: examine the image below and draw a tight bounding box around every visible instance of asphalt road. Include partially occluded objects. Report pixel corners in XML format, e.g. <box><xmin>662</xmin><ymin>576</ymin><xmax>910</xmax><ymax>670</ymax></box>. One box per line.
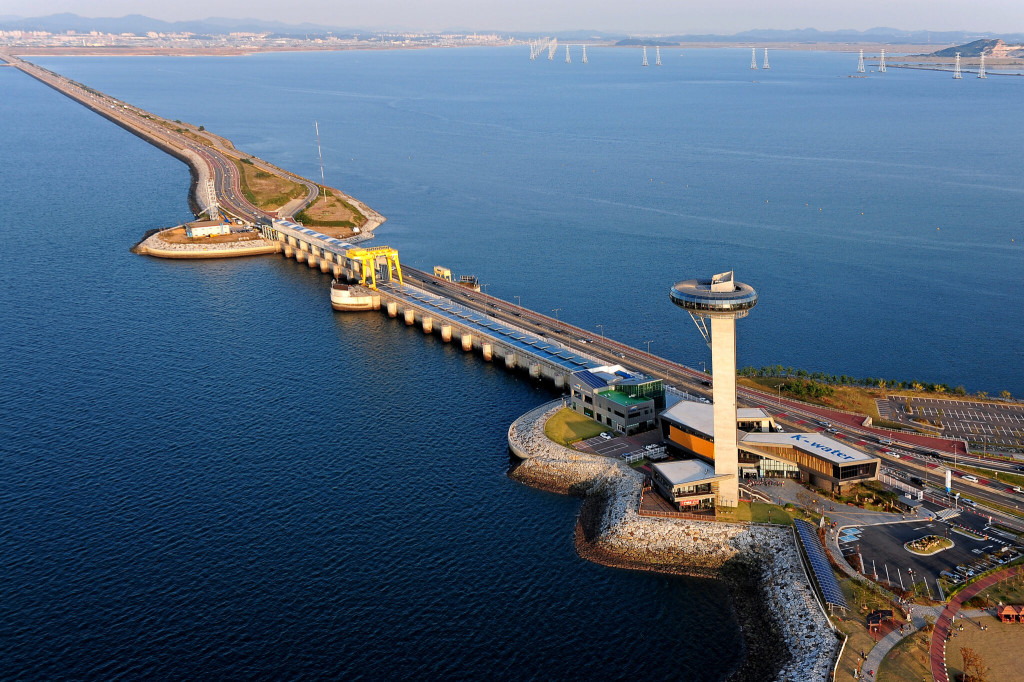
<box><xmin>4</xmin><ymin>53</ymin><xmax>316</xmax><ymax>224</ymax></box>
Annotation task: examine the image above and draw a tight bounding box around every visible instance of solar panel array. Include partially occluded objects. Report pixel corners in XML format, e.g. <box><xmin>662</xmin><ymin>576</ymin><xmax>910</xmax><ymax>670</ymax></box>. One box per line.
<box><xmin>274</xmin><ymin>221</ymin><xmax>355</xmax><ymax>256</ymax></box>
<box><xmin>388</xmin><ymin>284</ymin><xmax>600</xmax><ymax>372</ymax></box>
<box><xmin>575</xmin><ymin>371</ymin><xmax>607</xmax><ymax>390</ymax></box>
<box><xmin>793</xmin><ymin>518</ymin><xmax>848</xmax><ymax>610</ymax></box>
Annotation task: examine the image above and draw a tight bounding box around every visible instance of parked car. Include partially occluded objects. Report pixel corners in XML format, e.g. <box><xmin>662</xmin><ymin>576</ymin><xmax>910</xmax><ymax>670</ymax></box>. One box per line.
<box><xmin>962</xmin><ymin>475</ymin><xmax>979</xmax><ymax>483</ymax></box>
<box><xmin>1013</xmin><ymin>486</ymin><xmax>1023</xmax><ymax>494</ymax></box>
<box><xmin>599</xmin><ymin>432</ymin><xmax>612</xmax><ymax>441</ymax></box>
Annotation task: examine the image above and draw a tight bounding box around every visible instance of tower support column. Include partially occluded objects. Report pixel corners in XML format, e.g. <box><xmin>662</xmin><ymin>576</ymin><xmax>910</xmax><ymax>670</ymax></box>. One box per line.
<box><xmin>710</xmin><ymin>316</ymin><xmax>739</xmax><ymax>507</ymax></box>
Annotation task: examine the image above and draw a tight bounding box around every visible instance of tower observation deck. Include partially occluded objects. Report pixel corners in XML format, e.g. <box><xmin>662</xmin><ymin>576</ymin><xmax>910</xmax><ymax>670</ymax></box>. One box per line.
<box><xmin>670</xmin><ymin>271</ymin><xmax>758</xmax><ymax>507</ymax></box>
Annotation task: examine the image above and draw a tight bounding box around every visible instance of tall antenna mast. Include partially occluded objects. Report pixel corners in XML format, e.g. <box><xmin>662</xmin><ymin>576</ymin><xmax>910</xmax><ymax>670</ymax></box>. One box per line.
<box><xmin>750</xmin><ymin>47</ymin><xmax>758</xmax><ymax>69</ymax></box>
<box><xmin>762</xmin><ymin>47</ymin><xmax>770</xmax><ymax>69</ymax></box>
<box><xmin>315</xmin><ymin>121</ymin><xmax>326</xmax><ymax>205</ymax></box>
<box><xmin>879</xmin><ymin>49</ymin><xmax>886</xmax><ymax>72</ymax></box>
<box><xmin>953</xmin><ymin>52</ymin><xmax>962</xmax><ymax>79</ymax></box>
<box><xmin>857</xmin><ymin>49</ymin><xmax>865</xmax><ymax>73</ymax></box>
<box><xmin>978</xmin><ymin>52</ymin><xmax>987</xmax><ymax>78</ymax></box>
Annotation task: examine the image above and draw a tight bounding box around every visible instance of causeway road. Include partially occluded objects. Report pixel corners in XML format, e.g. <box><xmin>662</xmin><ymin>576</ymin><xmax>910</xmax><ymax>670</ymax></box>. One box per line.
<box><xmin>0</xmin><ymin>52</ymin><xmax>316</xmax><ymax>222</ymax></box>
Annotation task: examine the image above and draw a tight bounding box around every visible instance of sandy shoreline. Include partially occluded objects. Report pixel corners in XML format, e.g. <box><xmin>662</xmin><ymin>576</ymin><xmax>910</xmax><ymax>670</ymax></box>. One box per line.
<box><xmin>507</xmin><ymin>401</ymin><xmax>842</xmax><ymax>681</ymax></box>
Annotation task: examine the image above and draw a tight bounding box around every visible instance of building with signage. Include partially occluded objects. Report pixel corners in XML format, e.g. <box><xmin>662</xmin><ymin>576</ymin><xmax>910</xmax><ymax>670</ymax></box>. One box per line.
<box><xmin>568</xmin><ymin>365</ymin><xmax>664</xmax><ymax>435</ymax></box>
<box><xmin>659</xmin><ymin>401</ymin><xmax>879</xmax><ymax>493</ymax></box>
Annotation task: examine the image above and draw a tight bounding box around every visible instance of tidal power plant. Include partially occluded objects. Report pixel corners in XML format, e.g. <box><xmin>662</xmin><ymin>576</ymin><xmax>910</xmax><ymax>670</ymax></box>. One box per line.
<box><xmin>670</xmin><ymin>271</ymin><xmax>758</xmax><ymax>508</ymax></box>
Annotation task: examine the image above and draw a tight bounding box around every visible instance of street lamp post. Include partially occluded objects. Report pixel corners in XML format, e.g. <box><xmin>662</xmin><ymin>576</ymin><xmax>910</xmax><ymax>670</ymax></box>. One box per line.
<box><xmin>514</xmin><ymin>295</ymin><xmax>521</xmax><ymax>307</ymax></box>
<box><xmin>480</xmin><ymin>283</ymin><xmax>489</xmax><ymax>294</ymax></box>
<box><xmin>551</xmin><ymin>308</ymin><xmax>561</xmax><ymax>321</ymax></box>
<box><xmin>596</xmin><ymin>324</ymin><xmax>604</xmax><ymax>338</ymax></box>
<box><xmin>775</xmin><ymin>383</ymin><xmax>784</xmax><ymax>405</ymax></box>
<box><xmin>700</xmin><ymin>360</ymin><xmax>707</xmax><ymax>374</ymax></box>
<box><xmin>645</xmin><ymin>340</ymin><xmax>653</xmax><ymax>354</ymax></box>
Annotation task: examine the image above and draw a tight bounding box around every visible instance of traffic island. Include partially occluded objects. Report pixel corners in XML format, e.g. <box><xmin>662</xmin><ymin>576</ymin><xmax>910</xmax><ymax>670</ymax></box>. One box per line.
<box><xmin>906</xmin><ymin>535</ymin><xmax>954</xmax><ymax>556</ymax></box>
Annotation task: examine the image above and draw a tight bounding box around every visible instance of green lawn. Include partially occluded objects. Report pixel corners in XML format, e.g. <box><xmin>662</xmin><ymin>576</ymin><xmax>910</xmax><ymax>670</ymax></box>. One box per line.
<box><xmin>877</xmin><ymin>629</ymin><xmax>931</xmax><ymax>682</ymax></box>
<box><xmin>544</xmin><ymin>408</ymin><xmax>609</xmax><ymax>446</ymax></box>
<box><xmin>730</xmin><ymin>501</ymin><xmax>794</xmax><ymax>526</ymax></box>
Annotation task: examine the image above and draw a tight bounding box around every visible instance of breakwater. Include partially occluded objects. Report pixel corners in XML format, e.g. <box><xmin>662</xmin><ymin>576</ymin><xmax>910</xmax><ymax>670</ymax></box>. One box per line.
<box><xmin>508</xmin><ymin>402</ymin><xmax>842</xmax><ymax>681</ymax></box>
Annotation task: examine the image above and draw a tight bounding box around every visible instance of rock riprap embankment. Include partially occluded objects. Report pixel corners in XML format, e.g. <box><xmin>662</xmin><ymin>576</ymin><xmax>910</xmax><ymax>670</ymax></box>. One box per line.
<box><xmin>508</xmin><ymin>402</ymin><xmax>841</xmax><ymax>682</ymax></box>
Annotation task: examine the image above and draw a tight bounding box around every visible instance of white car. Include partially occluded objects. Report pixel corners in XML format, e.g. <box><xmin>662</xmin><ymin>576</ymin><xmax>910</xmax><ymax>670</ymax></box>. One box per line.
<box><xmin>1013</xmin><ymin>486</ymin><xmax>1022</xmax><ymax>494</ymax></box>
<box><xmin>962</xmin><ymin>475</ymin><xmax>979</xmax><ymax>483</ymax></box>
<box><xmin>599</xmin><ymin>432</ymin><xmax>612</xmax><ymax>441</ymax></box>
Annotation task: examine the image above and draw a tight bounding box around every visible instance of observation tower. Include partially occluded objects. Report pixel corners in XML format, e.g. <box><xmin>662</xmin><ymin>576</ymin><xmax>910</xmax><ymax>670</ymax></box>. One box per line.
<box><xmin>669</xmin><ymin>271</ymin><xmax>758</xmax><ymax>507</ymax></box>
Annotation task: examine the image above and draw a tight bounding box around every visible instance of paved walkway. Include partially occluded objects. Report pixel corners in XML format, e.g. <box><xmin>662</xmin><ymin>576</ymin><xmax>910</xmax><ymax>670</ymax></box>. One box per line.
<box><xmin>929</xmin><ymin>565</ymin><xmax>1021</xmax><ymax>682</ymax></box>
<box><xmin>859</xmin><ymin>605</ymin><xmax>992</xmax><ymax>682</ymax></box>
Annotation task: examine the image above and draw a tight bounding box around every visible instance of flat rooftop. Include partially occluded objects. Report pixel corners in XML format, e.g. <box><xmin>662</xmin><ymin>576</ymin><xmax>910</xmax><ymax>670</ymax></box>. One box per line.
<box><xmin>742</xmin><ymin>432</ymin><xmax>875</xmax><ymax>465</ymax></box>
<box><xmin>602</xmin><ymin>390</ymin><xmax>649</xmax><ymax>407</ymax></box>
<box><xmin>661</xmin><ymin>401</ymin><xmax>773</xmax><ymax>435</ymax></box>
<box><xmin>652</xmin><ymin>459</ymin><xmax>720</xmax><ymax>486</ymax></box>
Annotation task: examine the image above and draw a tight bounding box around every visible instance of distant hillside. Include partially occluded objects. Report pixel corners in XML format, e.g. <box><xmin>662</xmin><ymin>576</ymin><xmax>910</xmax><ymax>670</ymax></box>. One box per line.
<box><xmin>3</xmin><ymin>14</ymin><xmax>1024</xmax><ymax>46</ymax></box>
<box><xmin>0</xmin><ymin>12</ymin><xmax>361</xmax><ymax>36</ymax></box>
<box><xmin>930</xmin><ymin>39</ymin><xmax>1024</xmax><ymax>58</ymax></box>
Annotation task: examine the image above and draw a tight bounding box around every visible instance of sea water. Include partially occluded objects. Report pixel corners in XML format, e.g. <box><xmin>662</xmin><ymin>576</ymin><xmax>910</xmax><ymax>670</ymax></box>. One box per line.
<box><xmin>1</xmin><ymin>46</ymin><xmax>1021</xmax><ymax>678</ymax></box>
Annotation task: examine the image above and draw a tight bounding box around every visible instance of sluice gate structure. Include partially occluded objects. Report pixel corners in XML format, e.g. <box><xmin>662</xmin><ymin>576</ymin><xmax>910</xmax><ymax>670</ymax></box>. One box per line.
<box><xmin>262</xmin><ymin>219</ymin><xmax>602</xmax><ymax>387</ymax></box>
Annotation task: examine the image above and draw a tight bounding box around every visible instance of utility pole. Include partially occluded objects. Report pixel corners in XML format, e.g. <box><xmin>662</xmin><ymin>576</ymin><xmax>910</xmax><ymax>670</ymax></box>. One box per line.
<box><xmin>315</xmin><ymin>121</ymin><xmax>327</xmax><ymax>205</ymax></box>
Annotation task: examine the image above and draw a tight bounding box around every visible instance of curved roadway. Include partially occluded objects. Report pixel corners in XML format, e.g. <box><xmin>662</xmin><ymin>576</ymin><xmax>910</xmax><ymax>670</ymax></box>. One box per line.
<box><xmin>3</xmin><ymin>52</ymin><xmax>316</xmax><ymax>222</ymax></box>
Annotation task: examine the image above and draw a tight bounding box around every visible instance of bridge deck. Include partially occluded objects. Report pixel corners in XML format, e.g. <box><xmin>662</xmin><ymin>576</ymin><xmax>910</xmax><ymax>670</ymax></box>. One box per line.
<box><xmin>380</xmin><ymin>282</ymin><xmax>601</xmax><ymax>373</ymax></box>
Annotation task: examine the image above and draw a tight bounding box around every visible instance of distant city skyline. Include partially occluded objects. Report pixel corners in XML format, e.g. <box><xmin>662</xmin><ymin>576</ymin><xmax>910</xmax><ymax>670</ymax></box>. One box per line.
<box><xmin>2</xmin><ymin>0</ymin><xmax>1023</xmax><ymax>34</ymax></box>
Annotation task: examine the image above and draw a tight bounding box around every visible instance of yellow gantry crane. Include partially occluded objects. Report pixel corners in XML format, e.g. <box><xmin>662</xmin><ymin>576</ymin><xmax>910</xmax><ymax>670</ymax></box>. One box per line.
<box><xmin>346</xmin><ymin>246</ymin><xmax>403</xmax><ymax>289</ymax></box>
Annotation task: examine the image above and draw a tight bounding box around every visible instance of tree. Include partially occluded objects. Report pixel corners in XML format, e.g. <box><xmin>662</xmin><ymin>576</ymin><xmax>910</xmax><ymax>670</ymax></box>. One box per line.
<box><xmin>959</xmin><ymin>646</ymin><xmax>989</xmax><ymax>682</ymax></box>
<box><xmin>1000</xmin><ymin>390</ymin><xmax>1012</xmax><ymax>400</ymax></box>
<box><xmin>911</xmin><ymin>381</ymin><xmax>924</xmax><ymax>392</ymax></box>
<box><xmin>977</xmin><ymin>391</ymin><xmax>988</xmax><ymax>400</ymax></box>
<box><xmin>954</xmin><ymin>385</ymin><xmax>967</xmax><ymax>396</ymax></box>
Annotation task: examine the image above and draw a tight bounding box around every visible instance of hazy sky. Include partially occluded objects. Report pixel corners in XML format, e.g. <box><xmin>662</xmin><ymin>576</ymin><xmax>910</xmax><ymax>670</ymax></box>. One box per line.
<box><xmin>1</xmin><ymin>0</ymin><xmax>1022</xmax><ymax>33</ymax></box>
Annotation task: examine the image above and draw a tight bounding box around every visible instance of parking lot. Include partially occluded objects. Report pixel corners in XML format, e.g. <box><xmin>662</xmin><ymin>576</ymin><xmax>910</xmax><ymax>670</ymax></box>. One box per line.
<box><xmin>879</xmin><ymin>396</ymin><xmax>1024</xmax><ymax>448</ymax></box>
<box><xmin>847</xmin><ymin>519</ymin><xmax>1019</xmax><ymax>597</ymax></box>
<box><xmin>575</xmin><ymin>429</ymin><xmax>663</xmax><ymax>459</ymax></box>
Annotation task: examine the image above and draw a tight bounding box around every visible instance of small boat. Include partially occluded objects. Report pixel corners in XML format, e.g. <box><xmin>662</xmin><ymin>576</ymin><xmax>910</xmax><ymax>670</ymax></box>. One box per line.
<box><xmin>331</xmin><ymin>280</ymin><xmax>375</xmax><ymax>311</ymax></box>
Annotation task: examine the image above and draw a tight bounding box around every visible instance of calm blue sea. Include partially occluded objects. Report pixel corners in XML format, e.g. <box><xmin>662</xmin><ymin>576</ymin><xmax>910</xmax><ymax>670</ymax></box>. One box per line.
<box><xmin>0</xmin><ymin>47</ymin><xmax>1021</xmax><ymax>679</ymax></box>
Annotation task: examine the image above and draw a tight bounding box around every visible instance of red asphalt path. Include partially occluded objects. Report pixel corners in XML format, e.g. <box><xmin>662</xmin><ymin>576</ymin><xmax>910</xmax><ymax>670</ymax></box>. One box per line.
<box><xmin>929</xmin><ymin>565</ymin><xmax>1021</xmax><ymax>682</ymax></box>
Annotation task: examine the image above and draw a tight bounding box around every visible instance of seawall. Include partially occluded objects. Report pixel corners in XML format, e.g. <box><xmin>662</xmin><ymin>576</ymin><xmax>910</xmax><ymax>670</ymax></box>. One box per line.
<box><xmin>132</xmin><ymin>228</ymin><xmax>283</xmax><ymax>258</ymax></box>
<box><xmin>508</xmin><ymin>402</ymin><xmax>841</xmax><ymax>681</ymax></box>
